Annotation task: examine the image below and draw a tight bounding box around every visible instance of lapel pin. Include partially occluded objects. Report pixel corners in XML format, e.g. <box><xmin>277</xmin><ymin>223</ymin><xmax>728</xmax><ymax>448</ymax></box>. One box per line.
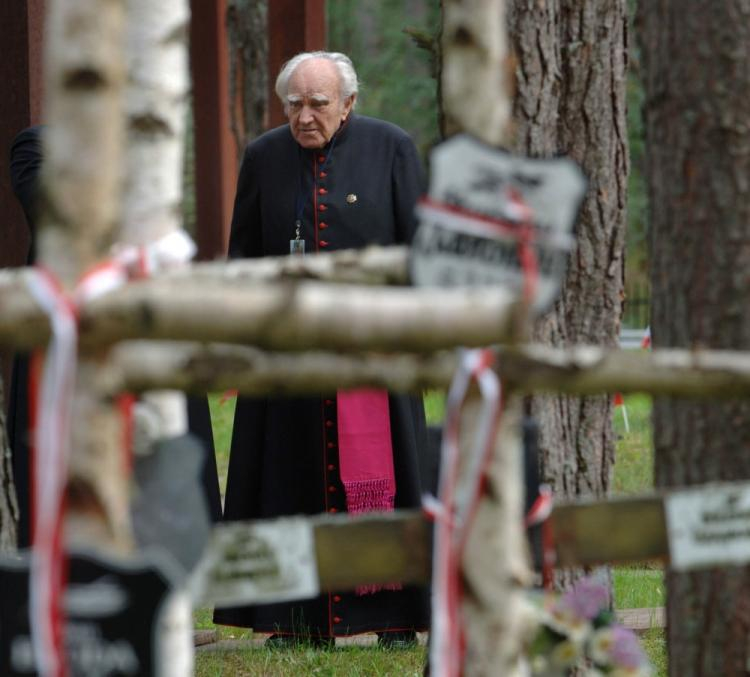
<box><xmin>346</xmin><ymin>193</ymin><xmax>357</xmax><ymax>204</ymax></box>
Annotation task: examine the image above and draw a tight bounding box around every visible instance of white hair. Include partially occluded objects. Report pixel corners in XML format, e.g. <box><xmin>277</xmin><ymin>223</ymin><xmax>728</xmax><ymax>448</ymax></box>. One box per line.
<box><xmin>275</xmin><ymin>51</ymin><xmax>359</xmax><ymax>109</ymax></box>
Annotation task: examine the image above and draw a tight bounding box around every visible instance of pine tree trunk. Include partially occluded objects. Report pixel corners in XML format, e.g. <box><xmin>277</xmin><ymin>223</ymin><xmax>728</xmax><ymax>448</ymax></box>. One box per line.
<box><xmin>227</xmin><ymin>0</ymin><xmax>268</xmax><ymax>156</ymax></box>
<box><xmin>639</xmin><ymin>2</ymin><xmax>750</xmax><ymax>674</ymax></box>
<box><xmin>509</xmin><ymin>0</ymin><xmax>628</xmax><ymax>512</ymax></box>
<box><xmin>0</xmin><ymin>374</ymin><xmax>18</xmax><ymax>552</ymax></box>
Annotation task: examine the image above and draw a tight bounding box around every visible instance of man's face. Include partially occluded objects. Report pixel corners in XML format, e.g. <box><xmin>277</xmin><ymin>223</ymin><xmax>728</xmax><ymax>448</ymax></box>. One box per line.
<box><xmin>286</xmin><ymin>59</ymin><xmax>354</xmax><ymax>149</ymax></box>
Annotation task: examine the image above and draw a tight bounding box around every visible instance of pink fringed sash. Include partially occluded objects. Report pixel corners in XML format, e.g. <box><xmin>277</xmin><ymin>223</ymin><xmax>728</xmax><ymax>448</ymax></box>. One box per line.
<box><xmin>337</xmin><ymin>388</ymin><xmax>401</xmax><ymax>595</ymax></box>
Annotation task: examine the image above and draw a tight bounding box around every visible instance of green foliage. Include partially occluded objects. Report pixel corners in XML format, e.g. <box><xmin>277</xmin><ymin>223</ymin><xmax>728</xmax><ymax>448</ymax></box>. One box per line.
<box><xmin>327</xmin><ymin>0</ymin><xmax>442</xmax><ymax>158</ymax></box>
<box><xmin>625</xmin><ymin>0</ymin><xmax>650</xmax><ymax>313</ymax></box>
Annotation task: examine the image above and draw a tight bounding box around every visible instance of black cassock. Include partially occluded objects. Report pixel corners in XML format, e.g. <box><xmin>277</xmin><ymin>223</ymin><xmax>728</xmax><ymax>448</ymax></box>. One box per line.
<box><xmin>213</xmin><ymin>115</ymin><xmax>431</xmax><ymax>637</ymax></box>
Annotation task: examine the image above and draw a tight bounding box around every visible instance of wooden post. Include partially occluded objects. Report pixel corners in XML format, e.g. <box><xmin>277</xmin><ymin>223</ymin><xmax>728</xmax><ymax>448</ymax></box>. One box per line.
<box><xmin>0</xmin><ymin>0</ymin><xmax>45</xmax><ymax>410</ymax></box>
<box><xmin>189</xmin><ymin>0</ymin><xmax>236</xmax><ymax>260</ymax></box>
<box><xmin>0</xmin><ymin>0</ymin><xmax>45</xmax><ymax>271</ymax></box>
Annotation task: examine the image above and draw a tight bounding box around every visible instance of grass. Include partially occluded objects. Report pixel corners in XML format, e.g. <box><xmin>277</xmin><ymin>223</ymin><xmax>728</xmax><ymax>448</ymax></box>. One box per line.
<box><xmin>196</xmin><ymin>645</ymin><xmax>427</xmax><ymax>676</ymax></box>
<box><xmin>612</xmin><ymin>393</ymin><xmax>654</xmax><ymax>495</ymax></box>
<box><xmin>612</xmin><ymin>566</ymin><xmax>665</xmax><ymax>609</ymax></box>
<box><xmin>208</xmin><ymin>392</ymin><xmax>236</xmax><ymax>497</ymax></box>
<box><xmin>196</xmin><ymin>390</ymin><xmax>666</xmax><ymax>676</ymax></box>
<box><xmin>423</xmin><ymin>389</ymin><xmax>446</xmax><ymax>426</ymax></box>
<box><xmin>612</xmin><ymin>393</ymin><xmax>666</xmax><ymax>675</ymax></box>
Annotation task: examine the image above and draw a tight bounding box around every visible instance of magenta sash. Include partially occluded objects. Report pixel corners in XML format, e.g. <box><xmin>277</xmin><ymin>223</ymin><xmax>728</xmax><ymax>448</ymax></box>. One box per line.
<box><xmin>337</xmin><ymin>389</ymin><xmax>396</xmax><ymax>514</ymax></box>
<box><xmin>337</xmin><ymin>389</ymin><xmax>400</xmax><ymax>595</ymax></box>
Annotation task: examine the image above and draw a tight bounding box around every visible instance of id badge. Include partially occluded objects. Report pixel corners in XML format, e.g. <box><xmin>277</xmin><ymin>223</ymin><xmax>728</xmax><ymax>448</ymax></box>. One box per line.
<box><xmin>290</xmin><ymin>221</ymin><xmax>305</xmax><ymax>256</ymax></box>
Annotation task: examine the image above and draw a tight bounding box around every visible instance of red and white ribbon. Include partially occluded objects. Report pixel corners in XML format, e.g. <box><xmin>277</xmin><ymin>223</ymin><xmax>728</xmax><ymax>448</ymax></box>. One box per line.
<box><xmin>26</xmin><ymin>229</ymin><xmax>196</xmax><ymax>677</ymax></box>
<box><xmin>428</xmin><ymin>348</ymin><xmax>503</xmax><ymax>677</ymax></box>
<box><xmin>26</xmin><ymin>269</ymin><xmax>78</xmax><ymax>677</ymax></box>
<box><xmin>525</xmin><ymin>484</ymin><xmax>555</xmax><ymax>588</ymax></box>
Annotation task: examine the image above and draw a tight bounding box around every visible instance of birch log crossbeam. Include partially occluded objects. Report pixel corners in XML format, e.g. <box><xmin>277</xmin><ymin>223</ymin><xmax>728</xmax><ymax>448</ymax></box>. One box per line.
<box><xmin>199</xmin><ymin>493</ymin><xmax>668</xmax><ymax>606</ymax></box>
<box><xmin>106</xmin><ymin>341</ymin><xmax>750</xmax><ymax>400</ymax></box>
<box><xmin>111</xmin><ymin>342</ymin><xmax>458</xmax><ymax>395</ymax></box>
<box><xmin>4</xmin><ymin>267</ymin><xmax>750</xmax><ymax>398</ymax></box>
<box><xmin>197</xmin><ymin>510</ymin><xmax>432</xmax><ymax>608</ymax></box>
<box><xmin>0</xmin><ymin>269</ymin><xmax>521</xmax><ymax>352</ymax></box>
<box><xmin>79</xmin><ymin>281</ymin><xmax>520</xmax><ymax>351</ymax></box>
<box><xmin>167</xmin><ymin>245</ymin><xmax>411</xmax><ymax>285</ymax></box>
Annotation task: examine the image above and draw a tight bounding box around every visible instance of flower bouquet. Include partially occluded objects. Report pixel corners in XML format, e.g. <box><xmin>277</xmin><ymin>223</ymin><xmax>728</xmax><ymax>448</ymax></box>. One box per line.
<box><xmin>525</xmin><ymin>576</ymin><xmax>652</xmax><ymax>676</ymax></box>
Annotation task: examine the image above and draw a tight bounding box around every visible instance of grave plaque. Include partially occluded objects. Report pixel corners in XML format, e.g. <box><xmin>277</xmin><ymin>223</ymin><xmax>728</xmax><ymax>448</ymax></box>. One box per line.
<box><xmin>410</xmin><ymin>134</ymin><xmax>587</xmax><ymax>314</ymax></box>
<box><xmin>194</xmin><ymin>516</ymin><xmax>319</xmax><ymax>608</ymax></box>
<box><xmin>666</xmin><ymin>482</ymin><xmax>750</xmax><ymax>571</ymax></box>
<box><xmin>0</xmin><ymin>550</ymin><xmax>176</xmax><ymax>676</ymax></box>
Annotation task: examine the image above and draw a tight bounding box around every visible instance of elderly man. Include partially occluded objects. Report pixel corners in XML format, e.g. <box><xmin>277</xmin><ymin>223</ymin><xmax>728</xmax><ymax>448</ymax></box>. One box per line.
<box><xmin>213</xmin><ymin>52</ymin><xmax>430</xmax><ymax>648</ymax></box>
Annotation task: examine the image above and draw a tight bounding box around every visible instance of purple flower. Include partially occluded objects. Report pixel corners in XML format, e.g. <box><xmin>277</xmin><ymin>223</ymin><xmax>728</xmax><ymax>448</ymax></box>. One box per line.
<box><xmin>608</xmin><ymin>625</ymin><xmax>648</xmax><ymax>668</ymax></box>
<box><xmin>557</xmin><ymin>576</ymin><xmax>610</xmax><ymax>621</ymax></box>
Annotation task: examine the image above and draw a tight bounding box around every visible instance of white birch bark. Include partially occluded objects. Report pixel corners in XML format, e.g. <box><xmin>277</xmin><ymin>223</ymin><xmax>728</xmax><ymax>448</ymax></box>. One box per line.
<box><xmin>122</xmin><ymin>0</ymin><xmax>191</xmax><ymax>443</ymax></box>
<box><xmin>109</xmin><ymin>342</ymin><xmax>750</xmax><ymax>399</ymax></box>
<box><xmin>40</xmin><ymin>0</ymin><xmax>131</xmax><ymax>551</ymax></box>
<box><xmin>440</xmin><ymin>1</ymin><xmax>531</xmax><ymax>674</ymax></box>
<box><xmin>441</xmin><ymin>0</ymin><xmax>512</xmax><ymax>145</ymax></box>
<box><xmin>0</xmin><ymin>269</ymin><xmax>520</xmax><ymax>352</ymax></box>
<box><xmin>459</xmin><ymin>396</ymin><xmax>534</xmax><ymax>675</ymax></box>
<box><xmin>41</xmin><ymin>0</ymin><xmax>126</xmax><ymax>287</ymax></box>
<box><xmin>123</xmin><ymin>1</ymin><xmax>193</xmax><ymax>672</ymax></box>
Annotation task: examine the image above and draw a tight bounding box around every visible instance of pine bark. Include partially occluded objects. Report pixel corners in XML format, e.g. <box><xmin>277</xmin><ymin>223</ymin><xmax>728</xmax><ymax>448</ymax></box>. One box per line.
<box><xmin>226</xmin><ymin>0</ymin><xmax>268</xmax><ymax>156</ymax></box>
<box><xmin>639</xmin><ymin>2</ymin><xmax>750</xmax><ymax>675</ymax></box>
<box><xmin>0</xmin><ymin>374</ymin><xmax>19</xmax><ymax>552</ymax></box>
<box><xmin>509</xmin><ymin>0</ymin><xmax>628</xmax><ymax>505</ymax></box>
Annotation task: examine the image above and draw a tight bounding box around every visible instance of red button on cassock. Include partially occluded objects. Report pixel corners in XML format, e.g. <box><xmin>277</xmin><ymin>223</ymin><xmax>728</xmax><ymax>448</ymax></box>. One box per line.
<box><xmin>327</xmin><ymin>442</ymin><xmax>335</xmax><ymax>449</ymax></box>
<box><xmin>319</xmin><ymin>222</ymin><xmax>328</xmax><ymax>229</ymax></box>
<box><xmin>325</xmin><ymin>420</ymin><xmax>333</xmax><ymax>428</ymax></box>
<box><xmin>333</xmin><ymin>616</ymin><xmax>342</xmax><ymax>623</ymax></box>
<box><xmin>327</xmin><ymin>464</ymin><xmax>336</xmax><ymax>471</ymax></box>
<box><xmin>333</xmin><ymin>595</ymin><xmax>341</xmax><ymax>603</ymax></box>
<box><xmin>318</xmin><ymin>155</ymin><xmax>326</xmax><ymax>162</ymax></box>
<box><xmin>318</xmin><ymin>203</ymin><xmax>327</xmax><ymax>211</ymax></box>
<box><xmin>318</xmin><ymin>188</ymin><xmax>328</xmax><ymax>195</ymax></box>
<box><xmin>329</xmin><ymin>508</ymin><xmax>338</xmax><ymax>514</ymax></box>
<box><xmin>325</xmin><ymin>399</ymin><xmax>334</xmax><ymax>405</ymax></box>
<box><xmin>320</xmin><ymin>240</ymin><xmax>329</xmax><ymax>247</ymax></box>
<box><xmin>319</xmin><ymin>171</ymin><xmax>327</xmax><ymax>178</ymax></box>
<box><xmin>328</xmin><ymin>485</ymin><xmax>336</xmax><ymax>493</ymax></box>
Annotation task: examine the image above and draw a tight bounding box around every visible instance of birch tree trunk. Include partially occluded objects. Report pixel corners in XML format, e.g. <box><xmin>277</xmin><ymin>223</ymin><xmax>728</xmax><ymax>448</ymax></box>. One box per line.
<box><xmin>124</xmin><ymin>1</ymin><xmax>193</xmax><ymax>672</ymax></box>
<box><xmin>40</xmin><ymin>0</ymin><xmax>130</xmax><ymax>549</ymax></box>
<box><xmin>639</xmin><ymin>2</ymin><xmax>750</xmax><ymax>674</ymax></box>
<box><xmin>509</xmin><ymin>0</ymin><xmax>628</xmax><ymax>537</ymax></box>
<box><xmin>441</xmin><ymin>1</ymin><xmax>532</xmax><ymax>674</ymax></box>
